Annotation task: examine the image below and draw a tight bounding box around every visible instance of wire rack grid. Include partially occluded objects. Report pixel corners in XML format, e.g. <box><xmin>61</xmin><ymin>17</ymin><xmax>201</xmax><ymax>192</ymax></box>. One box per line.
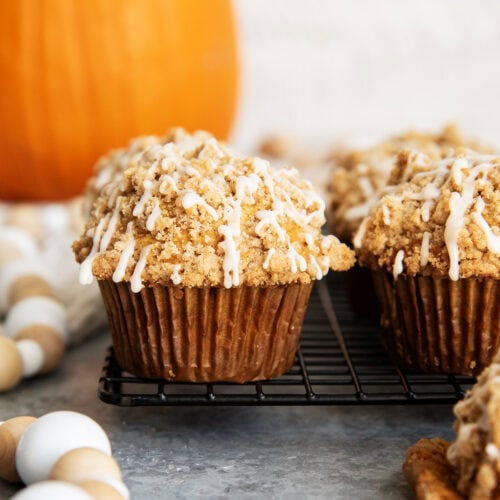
<box><xmin>99</xmin><ymin>274</ymin><xmax>475</xmax><ymax>406</ymax></box>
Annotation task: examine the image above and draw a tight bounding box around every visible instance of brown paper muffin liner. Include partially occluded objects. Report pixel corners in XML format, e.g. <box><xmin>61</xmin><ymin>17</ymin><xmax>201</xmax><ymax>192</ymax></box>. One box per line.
<box><xmin>98</xmin><ymin>280</ymin><xmax>313</xmax><ymax>383</ymax></box>
<box><xmin>370</xmin><ymin>271</ymin><xmax>500</xmax><ymax>376</ymax></box>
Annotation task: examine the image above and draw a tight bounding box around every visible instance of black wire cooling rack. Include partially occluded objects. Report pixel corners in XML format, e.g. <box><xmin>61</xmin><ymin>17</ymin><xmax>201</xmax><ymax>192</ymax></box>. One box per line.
<box><xmin>98</xmin><ymin>273</ymin><xmax>475</xmax><ymax>407</ymax></box>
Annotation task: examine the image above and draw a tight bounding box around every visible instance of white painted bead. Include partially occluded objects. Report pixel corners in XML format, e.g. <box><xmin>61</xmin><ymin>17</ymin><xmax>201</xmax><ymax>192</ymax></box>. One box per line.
<box><xmin>0</xmin><ymin>259</ymin><xmax>50</xmax><ymax>312</ymax></box>
<box><xmin>0</xmin><ymin>227</ymin><xmax>37</xmax><ymax>260</ymax></box>
<box><xmin>16</xmin><ymin>339</ymin><xmax>45</xmax><ymax>377</ymax></box>
<box><xmin>11</xmin><ymin>481</ymin><xmax>92</xmax><ymax>500</ymax></box>
<box><xmin>41</xmin><ymin>205</ymin><xmax>70</xmax><ymax>234</ymax></box>
<box><xmin>16</xmin><ymin>411</ymin><xmax>112</xmax><ymax>485</ymax></box>
<box><xmin>4</xmin><ymin>296</ymin><xmax>68</xmax><ymax>342</ymax></box>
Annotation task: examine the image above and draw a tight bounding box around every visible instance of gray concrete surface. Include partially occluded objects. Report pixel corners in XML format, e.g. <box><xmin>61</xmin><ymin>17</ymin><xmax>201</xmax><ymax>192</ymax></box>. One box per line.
<box><xmin>0</xmin><ymin>334</ymin><xmax>455</xmax><ymax>499</ymax></box>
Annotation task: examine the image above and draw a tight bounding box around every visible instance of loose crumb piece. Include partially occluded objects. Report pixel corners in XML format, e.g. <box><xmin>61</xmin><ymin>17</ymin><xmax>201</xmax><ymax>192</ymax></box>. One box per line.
<box><xmin>404</xmin><ymin>437</ymin><xmax>461</xmax><ymax>500</ymax></box>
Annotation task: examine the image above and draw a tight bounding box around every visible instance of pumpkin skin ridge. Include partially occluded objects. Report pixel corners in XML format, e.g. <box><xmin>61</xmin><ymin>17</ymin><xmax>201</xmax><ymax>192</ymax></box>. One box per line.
<box><xmin>0</xmin><ymin>0</ymin><xmax>238</xmax><ymax>201</ymax></box>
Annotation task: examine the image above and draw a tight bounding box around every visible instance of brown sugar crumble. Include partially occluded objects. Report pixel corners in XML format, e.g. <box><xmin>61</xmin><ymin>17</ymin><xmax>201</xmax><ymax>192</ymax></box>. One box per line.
<box><xmin>327</xmin><ymin>125</ymin><xmax>492</xmax><ymax>242</ymax></box>
<box><xmin>73</xmin><ymin>129</ymin><xmax>355</xmax><ymax>290</ymax></box>
<box><xmin>354</xmin><ymin>149</ymin><xmax>500</xmax><ymax>281</ymax></box>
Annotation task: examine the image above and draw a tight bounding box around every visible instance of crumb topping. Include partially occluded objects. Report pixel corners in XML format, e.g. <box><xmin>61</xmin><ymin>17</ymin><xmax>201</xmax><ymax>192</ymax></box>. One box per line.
<box><xmin>327</xmin><ymin>125</ymin><xmax>491</xmax><ymax>241</ymax></box>
<box><xmin>73</xmin><ymin>130</ymin><xmax>354</xmax><ymax>290</ymax></box>
<box><xmin>447</xmin><ymin>351</ymin><xmax>500</xmax><ymax>498</ymax></box>
<box><xmin>355</xmin><ymin>149</ymin><xmax>500</xmax><ymax>280</ymax></box>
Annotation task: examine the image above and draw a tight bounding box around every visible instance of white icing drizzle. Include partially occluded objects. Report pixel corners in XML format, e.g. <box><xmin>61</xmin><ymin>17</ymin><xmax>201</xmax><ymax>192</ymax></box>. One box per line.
<box><xmin>146</xmin><ymin>199</ymin><xmax>161</xmax><ymax>231</ymax></box>
<box><xmin>450</xmin><ymin>157</ymin><xmax>468</xmax><ymax>186</ymax></box>
<box><xmin>235</xmin><ymin>174</ymin><xmax>260</xmax><ymax>203</ymax></box>
<box><xmin>112</xmin><ymin>222</ymin><xmax>136</xmax><ymax>283</ymax></box>
<box><xmin>421</xmin><ymin>200</ymin><xmax>432</xmax><ymax>222</ymax></box>
<box><xmin>420</xmin><ymin>231</ymin><xmax>431</xmax><ymax>267</ymax></box>
<box><xmin>100</xmin><ymin>200</ymin><xmax>121</xmax><ymax>252</ymax></box>
<box><xmin>182</xmin><ymin>191</ymin><xmax>219</xmax><ymax>221</ymax></box>
<box><xmin>133</xmin><ymin>180</ymin><xmax>153</xmax><ymax>216</ymax></box>
<box><xmin>344</xmin><ymin>200</ymin><xmax>375</xmax><ymax>221</ymax></box>
<box><xmin>444</xmin><ymin>163</ymin><xmax>480</xmax><ymax>281</ymax></box>
<box><xmin>353</xmin><ymin>218</ymin><xmax>369</xmax><ymax>249</ymax></box>
<box><xmin>262</xmin><ymin>248</ymin><xmax>276</xmax><ymax>270</ymax></box>
<box><xmin>79</xmin><ymin>217</ymin><xmax>107</xmax><ymax>285</ymax></box>
<box><xmin>217</xmin><ymin>200</ymin><xmax>242</xmax><ymax>288</ymax></box>
<box><xmin>473</xmin><ymin>197</ymin><xmax>500</xmax><ymax>253</ymax></box>
<box><xmin>130</xmin><ymin>245</ymin><xmax>151</xmax><ymax>293</ymax></box>
<box><xmin>94</xmin><ymin>167</ymin><xmax>113</xmax><ymax>190</ymax></box>
<box><xmin>287</xmin><ymin>242</ymin><xmax>307</xmax><ymax>273</ymax></box>
<box><xmin>159</xmin><ymin>174</ymin><xmax>178</xmax><ymax>194</ymax></box>
<box><xmin>392</xmin><ymin>250</ymin><xmax>405</xmax><ymax>280</ymax></box>
<box><xmin>382</xmin><ymin>205</ymin><xmax>390</xmax><ymax>225</ymax></box>
<box><xmin>253</xmin><ymin>158</ymin><xmax>276</xmax><ymax>200</ymax></box>
<box><xmin>310</xmin><ymin>255</ymin><xmax>324</xmax><ymax>279</ymax></box>
<box><xmin>198</xmin><ymin>137</ymin><xmax>226</xmax><ymax>159</ymax></box>
<box><xmin>358</xmin><ymin>177</ymin><xmax>374</xmax><ymax>199</ymax></box>
<box><xmin>171</xmin><ymin>264</ymin><xmax>182</xmax><ymax>285</ymax></box>
<box><xmin>255</xmin><ymin>208</ymin><xmax>287</xmax><ymax>242</ymax></box>
<box><xmin>304</xmin><ymin>233</ymin><xmax>315</xmax><ymax>248</ymax></box>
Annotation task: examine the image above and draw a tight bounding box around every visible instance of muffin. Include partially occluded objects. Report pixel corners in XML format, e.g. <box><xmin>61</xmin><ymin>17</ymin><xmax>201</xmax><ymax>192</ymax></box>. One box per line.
<box><xmin>73</xmin><ymin>130</ymin><xmax>354</xmax><ymax>382</ymax></box>
<box><xmin>355</xmin><ymin>148</ymin><xmax>499</xmax><ymax>375</ymax></box>
<box><xmin>404</xmin><ymin>351</ymin><xmax>500</xmax><ymax>499</ymax></box>
<box><xmin>327</xmin><ymin>124</ymin><xmax>489</xmax><ymax>243</ymax></box>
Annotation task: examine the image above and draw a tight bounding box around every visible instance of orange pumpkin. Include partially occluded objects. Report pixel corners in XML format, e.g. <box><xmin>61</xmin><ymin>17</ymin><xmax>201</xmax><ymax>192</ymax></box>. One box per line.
<box><xmin>0</xmin><ymin>0</ymin><xmax>238</xmax><ymax>201</ymax></box>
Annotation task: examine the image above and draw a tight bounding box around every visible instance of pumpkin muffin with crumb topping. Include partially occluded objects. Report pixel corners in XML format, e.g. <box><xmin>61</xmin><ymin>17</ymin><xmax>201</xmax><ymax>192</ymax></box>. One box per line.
<box><xmin>404</xmin><ymin>350</ymin><xmax>500</xmax><ymax>499</ymax></box>
<box><xmin>73</xmin><ymin>129</ymin><xmax>354</xmax><ymax>382</ymax></box>
<box><xmin>354</xmin><ymin>148</ymin><xmax>499</xmax><ymax>375</ymax></box>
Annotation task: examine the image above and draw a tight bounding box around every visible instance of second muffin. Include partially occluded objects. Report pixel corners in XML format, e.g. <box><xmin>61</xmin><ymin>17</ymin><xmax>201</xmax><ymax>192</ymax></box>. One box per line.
<box><xmin>73</xmin><ymin>130</ymin><xmax>354</xmax><ymax>382</ymax></box>
<box><xmin>355</xmin><ymin>148</ymin><xmax>499</xmax><ymax>375</ymax></box>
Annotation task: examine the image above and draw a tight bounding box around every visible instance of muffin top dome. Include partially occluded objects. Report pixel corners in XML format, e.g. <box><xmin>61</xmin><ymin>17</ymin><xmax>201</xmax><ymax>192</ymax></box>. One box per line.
<box><xmin>354</xmin><ymin>149</ymin><xmax>500</xmax><ymax>280</ymax></box>
<box><xmin>73</xmin><ymin>129</ymin><xmax>354</xmax><ymax>290</ymax></box>
<box><xmin>328</xmin><ymin>125</ymin><xmax>490</xmax><ymax>241</ymax></box>
<box><xmin>447</xmin><ymin>351</ymin><xmax>500</xmax><ymax>498</ymax></box>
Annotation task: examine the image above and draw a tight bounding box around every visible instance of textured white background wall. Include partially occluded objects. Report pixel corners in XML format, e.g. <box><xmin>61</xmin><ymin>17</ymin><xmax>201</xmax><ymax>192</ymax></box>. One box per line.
<box><xmin>231</xmin><ymin>0</ymin><xmax>500</xmax><ymax>152</ymax></box>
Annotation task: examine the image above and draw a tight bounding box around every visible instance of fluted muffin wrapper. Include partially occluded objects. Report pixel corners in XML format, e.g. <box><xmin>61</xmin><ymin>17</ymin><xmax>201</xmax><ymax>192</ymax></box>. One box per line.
<box><xmin>98</xmin><ymin>280</ymin><xmax>313</xmax><ymax>383</ymax></box>
<box><xmin>371</xmin><ymin>271</ymin><xmax>500</xmax><ymax>376</ymax></box>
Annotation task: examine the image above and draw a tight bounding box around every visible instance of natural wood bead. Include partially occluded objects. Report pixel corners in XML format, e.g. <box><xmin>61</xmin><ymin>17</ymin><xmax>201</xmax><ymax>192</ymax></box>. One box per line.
<box><xmin>258</xmin><ymin>134</ymin><xmax>296</xmax><ymax>158</ymax></box>
<box><xmin>6</xmin><ymin>204</ymin><xmax>41</xmax><ymax>241</ymax></box>
<box><xmin>9</xmin><ymin>275</ymin><xmax>58</xmax><ymax>308</ymax></box>
<box><xmin>0</xmin><ymin>416</ymin><xmax>37</xmax><ymax>482</ymax></box>
<box><xmin>16</xmin><ymin>326</ymin><xmax>65</xmax><ymax>374</ymax></box>
<box><xmin>78</xmin><ymin>480</ymin><xmax>125</xmax><ymax>500</ymax></box>
<box><xmin>0</xmin><ymin>336</ymin><xmax>23</xmax><ymax>392</ymax></box>
<box><xmin>0</xmin><ymin>242</ymin><xmax>23</xmax><ymax>268</ymax></box>
<box><xmin>49</xmin><ymin>447</ymin><xmax>122</xmax><ymax>484</ymax></box>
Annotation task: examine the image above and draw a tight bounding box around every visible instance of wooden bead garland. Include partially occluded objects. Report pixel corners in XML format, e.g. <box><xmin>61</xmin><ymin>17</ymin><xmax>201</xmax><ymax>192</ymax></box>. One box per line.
<box><xmin>49</xmin><ymin>447</ymin><xmax>122</xmax><ymax>484</ymax></box>
<box><xmin>11</xmin><ymin>480</ymin><xmax>94</xmax><ymax>500</ymax></box>
<box><xmin>0</xmin><ymin>417</ymin><xmax>37</xmax><ymax>483</ymax></box>
<box><xmin>78</xmin><ymin>480</ymin><xmax>125</xmax><ymax>500</ymax></box>
<box><xmin>16</xmin><ymin>326</ymin><xmax>65</xmax><ymax>374</ymax></box>
<box><xmin>0</xmin><ymin>336</ymin><xmax>23</xmax><ymax>392</ymax></box>
<box><xmin>0</xmin><ymin>412</ymin><xmax>128</xmax><ymax>499</ymax></box>
<box><xmin>0</xmin><ymin>213</ymin><xmax>68</xmax><ymax>392</ymax></box>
